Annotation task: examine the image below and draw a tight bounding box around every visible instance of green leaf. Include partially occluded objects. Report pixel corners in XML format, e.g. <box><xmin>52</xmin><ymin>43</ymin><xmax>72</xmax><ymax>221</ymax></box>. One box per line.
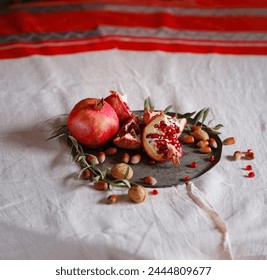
<box><xmin>193</xmin><ymin>108</ymin><xmax>206</xmax><ymax>125</ymax></box>
<box><xmin>212</xmin><ymin>124</ymin><xmax>224</xmax><ymax>130</ymax></box>
<box><xmin>201</xmin><ymin>107</ymin><xmax>209</xmax><ymax>125</ymax></box>
<box><xmin>163</xmin><ymin>104</ymin><xmax>173</xmax><ymax>114</ymax></box>
<box><xmin>123</xmin><ymin>166</ymin><xmax>130</xmax><ymax>179</ymax></box>
<box><xmin>68</xmin><ymin>135</ymin><xmax>79</xmax><ymax>150</ymax></box>
<box><xmin>177</xmin><ymin>111</ymin><xmax>196</xmax><ymax>119</ymax></box>
<box><xmin>144</xmin><ymin>97</ymin><xmax>154</xmax><ymax>111</ymax></box>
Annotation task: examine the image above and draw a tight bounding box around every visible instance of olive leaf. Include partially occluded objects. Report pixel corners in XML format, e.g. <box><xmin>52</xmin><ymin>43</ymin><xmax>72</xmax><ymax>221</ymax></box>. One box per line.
<box><xmin>163</xmin><ymin>104</ymin><xmax>173</xmax><ymax>114</ymax></box>
<box><xmin>144</xmin><ymin>97</ymin><xmax>154</xmax><ymax>111</ymax></box>
<box><xmin>193</xmin><ymin>108</ymin><xmax>206</xmax><ymax>126</ymax></box>
<box><xmin>201</xmin><ymin>107</ymin><xmax>209</xmax><ymax>126</ymax></box>
<box><xmin>212</xmin><ymin>124</ymin><xmax>224</xmax><ymax>130</ymax></box>
<box><xmin>177</xmin><ymin>111</ymin><xmax>196</xmax><ymax>120</ymax></box>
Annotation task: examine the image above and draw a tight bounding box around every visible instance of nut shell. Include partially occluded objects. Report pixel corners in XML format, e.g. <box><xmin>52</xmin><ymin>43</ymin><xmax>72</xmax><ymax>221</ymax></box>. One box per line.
<box><xmin>192</xmin><ymin>129</ymin><xmax>209</xmax><ymax>141</ymax></box>
<box><xmin>111</xmin><ymin>163</ymin><xmax>133</xmax><ymax>180</ymax></box>
<box><xmin>128</xmin><ymin>185</ymin><xmax>148</xmax><ymax>203</ymax></box>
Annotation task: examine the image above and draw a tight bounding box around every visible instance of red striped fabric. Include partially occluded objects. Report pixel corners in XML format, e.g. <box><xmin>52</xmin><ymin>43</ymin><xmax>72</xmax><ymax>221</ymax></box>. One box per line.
<box><xmin>1</xmin><ymin>1</ymin><xmax>267</xmax><ymax>58</ymax></box>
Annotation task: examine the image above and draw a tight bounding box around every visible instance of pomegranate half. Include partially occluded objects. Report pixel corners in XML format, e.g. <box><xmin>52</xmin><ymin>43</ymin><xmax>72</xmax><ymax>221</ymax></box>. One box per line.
<box><xmin>142</xmin><ymin>113</ymin><xmax>187</xmax><ymax>166</ymax></box>
<box><xmin>67</xmin><ymin>98</ymin><xmax>119</xmax><ymax>148</ymax></box>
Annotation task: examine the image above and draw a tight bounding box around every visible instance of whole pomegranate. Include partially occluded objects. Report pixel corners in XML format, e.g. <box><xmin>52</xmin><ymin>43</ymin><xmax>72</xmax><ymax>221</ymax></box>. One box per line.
<box><xmin>67</xmin><ymin>98</ymin><xmax>119</xmax><ymax>148</ymax></box>
<box><xmin>113</xmin><ymin>115</ymin><xmax>142</xmax><ymax>149</ymax></box>
<box><xmin>142</xmin><ymin>113</ymin><xmax>187</xmax><ymax>166</ymax></box>
<box><xmin>104</xmin><ymin>90</ymin><xmax>133</xmax><ymax>125</ymax></box>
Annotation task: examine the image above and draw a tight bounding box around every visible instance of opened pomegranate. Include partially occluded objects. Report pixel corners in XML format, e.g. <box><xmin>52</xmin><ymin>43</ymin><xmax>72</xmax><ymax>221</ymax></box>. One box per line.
<box><xmin>104</xmin><ymin>90</ymin><xmax>133</xmax><ymax>125</ymax></box>
<box><xmin>67</xmin><ymin>98</ymin><xmax>119</xmax><ymax>148</ymax></box>
<box><xmin>143</xmin><ymin>108</ymin><xmax>161</xmax><ymax>125</ymax></box>
<box><xmin>113</xmin><ymin>115</ymin><xmax>142</xmax><ymax>149</ymax></box>
<box><xmin>142</xmin><ymin>113</ymin><xmax>187</xmax><ymax>166</ymax></box>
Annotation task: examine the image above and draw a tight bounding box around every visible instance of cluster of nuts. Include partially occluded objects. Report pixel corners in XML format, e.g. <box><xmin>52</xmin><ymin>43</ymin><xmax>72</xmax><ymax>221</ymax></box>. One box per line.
<box><xmin>233</xmin><ymin>149</ymin><xmax>255</xmax><ymax>161</ymax></box>
<box><xmin>181</xmin><ymin>125</ymin><xmax>218</xmax><ymax>153</ymax></box>
<box><xmin>83</xmin><ymin>148</ymin><xmax>158</xmax><ymax>204</ymax></box>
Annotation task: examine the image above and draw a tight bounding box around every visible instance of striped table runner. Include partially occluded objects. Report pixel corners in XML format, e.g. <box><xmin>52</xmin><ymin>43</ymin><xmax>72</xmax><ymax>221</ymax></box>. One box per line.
<box><xmin>1</xmin><ymin>0</ymin><xmax>267</xmax><ymax>58</ymax></box>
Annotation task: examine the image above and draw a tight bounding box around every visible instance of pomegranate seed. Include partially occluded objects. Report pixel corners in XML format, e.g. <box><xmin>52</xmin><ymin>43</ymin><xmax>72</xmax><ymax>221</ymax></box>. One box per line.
<box><xmin>152</xmin><ymin>189</ymin><xmax>158</xmax><ymax>195</ymax></box>
<box><xmin>245</xmin><ymin>165</ymin><xmax>252</xmax><ymax>171</ymax></box>
<box><xmin>248</xmin><ymin>171</ymin><xmax>255</xmax><ymax>178</ymax></box>
<box><xmin>148</xmin><ymin>159</ymin><xmax>156</xmax><ymax>165</ymax></box>
<box><xmin>209</xmin><ymin>155</ymin><xmax>215</xmax><ymax>162</ymax></box>
<box><xmin>184</xmin><ymin>176</ymin><xmax>191</xmax><ymax>181</ymax></box>
<box><xmin>246</xmin><ymin>149</ymin><xmax>253</xmax><ymax>154</ymax></box>
<box><xmin>190</xmin><ymin>161</ymin><xmax>197</xmax><ymax>168</ymax></box>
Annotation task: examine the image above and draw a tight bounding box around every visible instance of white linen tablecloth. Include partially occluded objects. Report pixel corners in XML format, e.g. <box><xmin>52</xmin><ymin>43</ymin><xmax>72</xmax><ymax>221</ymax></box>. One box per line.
<box><xmin>0</xmin><ymin>50</ymin><xmax>266</xmax><ymax>259</ymax></box>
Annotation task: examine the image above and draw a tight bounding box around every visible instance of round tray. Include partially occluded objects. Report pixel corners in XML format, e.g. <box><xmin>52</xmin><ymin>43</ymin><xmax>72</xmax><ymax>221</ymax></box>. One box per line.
<box><xmin>86</xmin><ymin>111</ymin><xmax>222</xmax><ymax>188</ymax></box>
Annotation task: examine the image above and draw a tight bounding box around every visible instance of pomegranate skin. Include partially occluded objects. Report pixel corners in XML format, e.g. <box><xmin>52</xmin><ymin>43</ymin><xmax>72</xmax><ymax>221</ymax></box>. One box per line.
<box><xmin>104</xmin><ymin>90</ymin><xmax>133</xmax><ymax>125</ymax></box>
<box><xmin>67</xmin><ymin>98</ymin><xmax>119</xmax><ymax>148</ymax></box>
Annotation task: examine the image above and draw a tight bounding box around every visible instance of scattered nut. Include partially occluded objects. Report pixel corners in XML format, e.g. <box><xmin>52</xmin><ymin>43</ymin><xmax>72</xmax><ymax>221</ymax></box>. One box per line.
<box><xmin>97</xmin><ymin>151</ymin><xmax>106</xmax><ymax>163</ymax></box>
<box><xmin>209</xmin><ymin>138</ymin><xmax>218</xmax><ymax>149</ymax></box>
<box><xmin>190</xmin><ymin>125</ymin><xmax>202</xmax><ymax>131</ymax></box>
<box><xmin>234</xmin><ymin>151</ymin><xmax>242</xmax><ymax>160</ymax></box>
<box><xmin>130</xmin><ymin>154</ymin><xmax>141</xmax><ymax>164</ymax></box>
<box><xmin>245</xmin><ymin>152</ymin><xmax>255</xmax><ymax>160</ymax></box>
<box><xmin>121</xmin><ymin>153</ymin><xmax>130</xmax><ymax>163</ymax></box>
<box><xmin>86</xmin><ymin>154</ymin><xmax>99</xmax><ymax>165</ymax></box>
<box><xmin>94</xmin><ymin>180</ymin><xmax>109</xmax><ymax>191</ymax></box>
<box><xmin>192</xmin><ymin>129</ymin><xmax>209</xmax><ymax>141</ymax></box>
<box><xmin>196</xmin><ymin>140</ymin><xmax>209</xmax><ymax>148</ymax></box>
<box><xmin>128</xmin><ymin>185</ymin><xmax>148</xmax><ymax>203</ymax></box>
<box><xmin>223</xmin><ymin>137</ymin><xmax>235</xmax><ymax>145</ymax></box>
<box><xmin>107</xmin><ymin>194</ymin><xmax>118</xmax><ymax>204</ymax></box>
<box><xmin>111</xmin><ymin>163</ymin><xmax>133</xmax><ymax>180</ymax></box>
<box><xmin>143</xmin><ymin>176</ymin><xmax>157</xmax><ymax>186</ymax></box>
<box><xmin>181</xmin><ymin>135</ymin><xmax>195</xmax><ymax>144</ymax></box>
<box><xmin>105</xmin><ymin>147</ymin><xmax>117</xmax><ymax>155</ymax></box>
<box><xmin>82</xmin><ymin>169</ymin><xmax>91</xmax><ymax>180</ymax></box>
<box><xmin>199</xmin><ymin>146</ymin><xmax>211</xmax><ymax>154</ymax></box>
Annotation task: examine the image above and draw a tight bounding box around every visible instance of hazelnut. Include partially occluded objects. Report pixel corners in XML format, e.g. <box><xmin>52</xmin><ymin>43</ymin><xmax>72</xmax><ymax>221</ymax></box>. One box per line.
<box><xmin>143</xmin><ymin>176</ymin><xmax>157</xmax><ymax>186</ymax></box>
<box><xmin>111</xmin><ymin>163</ymin><xmax>133</xmax><ymax>180</ymax></box>
<box><xmin>128</xmin><ymin>185</ymin><xmax>148</xmax><ymax>203</ymax></box>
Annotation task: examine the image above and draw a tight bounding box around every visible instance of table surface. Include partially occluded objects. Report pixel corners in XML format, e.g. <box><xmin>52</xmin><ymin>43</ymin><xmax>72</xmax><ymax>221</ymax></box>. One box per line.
<box><xmin>0</xmin><ymin>0</ymin><xmax>267</xmax><ymax>260</ymax></box>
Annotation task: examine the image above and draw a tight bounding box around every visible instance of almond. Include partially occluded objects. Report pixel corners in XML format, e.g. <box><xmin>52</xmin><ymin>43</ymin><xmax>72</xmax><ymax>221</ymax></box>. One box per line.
<box><xmin>223</xmin><ymin>137</ymin><xmax>235</xmax><ymax>145</ymax></box>
<box><xmin>233</xmin><ymin>151</ymin><xmax>242</xmax><ymax>160</ymax></box>
<box><xmin>105</xmin><ymin>147</ymin><xmax>118</xmax><ymax>155</ymax></box>
<box><xmin>97</xmin><ymin>151</ymin><xmax>106</xmax><ymax>163</ymax></box>
<box><xmin>191</xmin><ymin>125</ymin><xmax>202</xmax><ymax>131</ymax></box>
<box><xmin>209</xmin><ymin>138</ymin><xmax>217</xmax><ymax>149</ymax></box>
<box><xmin>143</xmin><ymin>176</ymin><xmax>157</xmax><ymax>186</ymax></box>
<box><xmin>196</xmin><ymin>140</ymin><xmax>209</xmax><ymax>148</ymax></box>
<box><xmin>181</xmin><ymin>135</ymin><xmax>195</xmax><ymax>144</ymax></box>
<box><xmin>245</xmin><ymin>152</ymin><xmax>255</xmax><ymax>160</ymax></box>
<box><xmin>199</xmin><ymin>146</ymin><xmax>211</xmax><ymax>154</ymax></box>
<box><xmin>130</xmin><ymin>154</ymin><xmax>141</xmax><ymax>164</ymax></box>
<box><xmin>192</xmin><ymin>129</ymin><xmax>209</xmax><ymax>141</ymax></box>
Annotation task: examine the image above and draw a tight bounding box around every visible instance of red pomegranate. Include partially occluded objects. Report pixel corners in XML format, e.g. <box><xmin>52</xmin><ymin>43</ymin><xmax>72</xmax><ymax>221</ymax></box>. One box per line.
<box><xmin>143</xmin><ymin>108</ymin><xmax>161</xmax><ymax>125</ymax></box>
<box><xmin>67</xmin><ymin>98</ymin><xmax>119</xmax><ymax>148</ymax></box>
<box><xmin>142</xmin><ymin>113</ymin><xmax>187</xmax><ymax>166</ymax></box>
<box><xmin>113</xmin><ymin>115</ymin><xmax>142</xmax><ymax>149</ymax></box>
<box><xmin>104</xmin><ymin>90</ymin><xmax>133</xmax><ymax>125</ymax></box>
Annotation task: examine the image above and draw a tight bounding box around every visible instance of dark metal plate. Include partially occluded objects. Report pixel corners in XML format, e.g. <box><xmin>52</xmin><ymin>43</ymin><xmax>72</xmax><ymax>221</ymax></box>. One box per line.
<box><xmin>88</xmin><ymin>111</ymin><xmax>222</xmax><ymax>188</ymax></box>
